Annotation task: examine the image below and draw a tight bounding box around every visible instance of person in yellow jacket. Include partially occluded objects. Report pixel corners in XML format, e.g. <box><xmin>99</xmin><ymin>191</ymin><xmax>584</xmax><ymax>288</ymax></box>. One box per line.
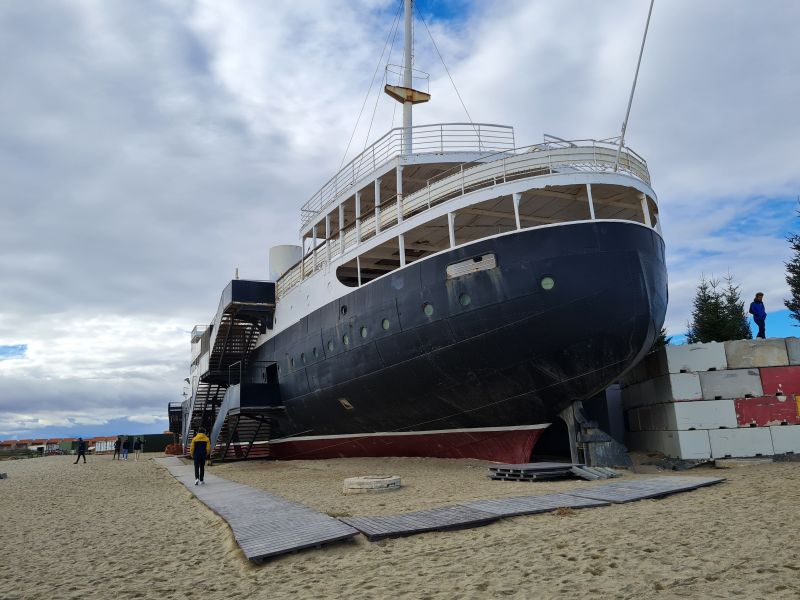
<box><xmin>190</xmin><ymin>428</ymin><xmax>210</xmax><ymax>485</ymax></box>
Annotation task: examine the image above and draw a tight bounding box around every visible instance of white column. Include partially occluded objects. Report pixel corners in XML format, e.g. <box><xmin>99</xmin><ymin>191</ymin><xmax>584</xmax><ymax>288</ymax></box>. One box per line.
<box><xmin>640</xmin><ymin>192</ymin><xmax>652</xmax><ymax>227</ymax></box>
<box><xmin>396</xmin><ymin>166</ymin><xmax>404</xmax><ymax>223</ymax></box>
<box><xmin>399</xmin><ymin>234</ymin><xmax>406</xmax><ymax>267</ymax></box>
<box><xmin>402</xmin><ymin>0</ymin><xmax>413</xmax><ymax>156</ymax></box>
<box><xmin>312</xmin><ymin>225</ymin><xmax>317</xmax><ymax>272</ymax></box>
<box><xmin>338</xmin><ymin>203</ymin><xmax>345</xmax><ymax>251</ymax></box>
<box><xmin>325</xmin><ymin>214</ymin><xmax>331</xmax><ymax>263</ymax></box>
<box><xmin>448</xmin><ymin>212</ymin><xmax>456</xmax><ymax>248</ymax></box>
<box><xmin>355</xmin><ymin>191</ymin><xmax>361</xmax><ymax>243</ymax></box>
<box><xmin>300</xmin><ymin>237</ymin><xmax>305</xmax><ymax>279</ymax></box>
<box><xmin>586</xmin><ymin>183</ymin><xmax>596</xmax><ymax>220</ymax></box>
<box><xmin>374</xmin><ymin>178</ymin><xmax>382</xmax><ymax>234</ymax></box>
<box><xmin>357</xmin><ymin>255</ymin><xmax>362</xmax><ymax>286</ymax></box>
<box><xmin>512</xmin><ymin>193</ymin><xmax>521</xmax><ymax>230</ymax></box>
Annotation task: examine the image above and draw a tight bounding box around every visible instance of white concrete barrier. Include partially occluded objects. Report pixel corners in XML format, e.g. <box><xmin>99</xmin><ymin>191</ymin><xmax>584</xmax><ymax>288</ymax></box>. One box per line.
<box><xmin>708</xmin><ymin>428</ymin><xmax>774</xmax><ymax>458</ymax></box>
<box><xmin>650</xmin><ymin>342</ymin><xmax>728</xmax><ymax>375</ymax></box>
<box><xmin>627</xmin><ymin>430</ymin><xmax>711</xmax><ymax>460</ymax></box>
<box><xmin>699</xmin><ymin>369</ymin><xmax>763</xmax><ymax>400</ymax></box>
<box><xmin>724</xmin><ymin>339</ymin><xmax>789</xmax><ymax>369</ymax></box>
<box><xmin>621</xmin><ymin>373</ymin><xmax>702</xmax><ymax>409</ymax></box>
<box><xmin>785</xmin><ymin>337</ymin><xmax>800</xmax><ymax>366</ymax></box>
<box><xmin>769</xmin><ymin>425</ymin><xmax>800</xmax><ymax>454</ymax></box>
<box><xmin>629</xmin><ymin>400</ymin><xmax>737</xmax><ymax>431</ymax></box>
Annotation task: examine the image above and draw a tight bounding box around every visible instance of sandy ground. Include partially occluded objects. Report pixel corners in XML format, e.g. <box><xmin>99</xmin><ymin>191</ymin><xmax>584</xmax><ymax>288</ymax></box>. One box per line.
<box><xmin>1</xmin><ymin>453</ymin><xmax>798</xmax><ymax>600</ymax></box>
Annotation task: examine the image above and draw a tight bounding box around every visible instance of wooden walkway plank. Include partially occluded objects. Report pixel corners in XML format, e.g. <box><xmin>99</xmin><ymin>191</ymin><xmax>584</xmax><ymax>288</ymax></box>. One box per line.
<box><xmin>564</xmin><ymin>476</ymin><xmax>725</xmax><ymax>504</ymax></box>
<box><xmin>155</xmin><ymin>457</ymin><xmax>358</xmax><ymax>562</ymax></box>
<box><xmin>461</xmin><ymin>493</ymin><xmax>609</xmax><ymax>517</ymax></box>
<box><xmin>341</xmin><ymin>505</ymin><xmax>498</xmax><ymax>541</ymax></box>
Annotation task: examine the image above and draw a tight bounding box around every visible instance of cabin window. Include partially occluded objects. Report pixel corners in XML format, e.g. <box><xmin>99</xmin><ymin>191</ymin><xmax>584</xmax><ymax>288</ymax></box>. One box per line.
<box><xmin>423</xmin><ymin>303</ymin><xmax>434</xmax><ymax>316</ymax></box>
<box><xmin>301</xmin><ymin>353</ymin><xmax>306</xmax><ymax>364</ymax></box>
<box><xmin>327</xmin><ymin>340</ymin><xmax>334</xmax><ymax>352</ymax></box>
<box><xmin>541</xmin><ymin>276</ymin><xmax>555</xmax><ymax>290</ymax></box>
<box><xmin>290</xmin><ymin>357</ymin><xmax>295</xmax><ymax>368</ymax></box>
<box><xmin>382</xmin><ymin>318</ymin><xmax>391</xmax><ymax>330</ymax></box>
<box><xmin>313</xmin><ymin>347</ymin><xmax>318</xmax><ymax>358</ymax></box>
<box><xmin>360</xmin><ymin>326</ymin><xmax>368</xmax><ymax>338</ymax></box>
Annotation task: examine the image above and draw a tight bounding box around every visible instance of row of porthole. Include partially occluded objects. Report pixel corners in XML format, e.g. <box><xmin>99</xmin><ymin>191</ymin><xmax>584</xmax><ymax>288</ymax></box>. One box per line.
<box><xmin>283</xmin><ymin>276</ymin><xmax>555</xmax><ymax>370</ymax></box>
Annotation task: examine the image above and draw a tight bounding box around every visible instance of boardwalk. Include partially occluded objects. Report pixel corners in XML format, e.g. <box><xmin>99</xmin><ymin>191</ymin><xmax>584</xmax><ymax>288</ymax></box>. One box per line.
<box><xmin>155</xmin><ymin>457</ymin><xmax>358</xmax><ymax>562</ymax></box>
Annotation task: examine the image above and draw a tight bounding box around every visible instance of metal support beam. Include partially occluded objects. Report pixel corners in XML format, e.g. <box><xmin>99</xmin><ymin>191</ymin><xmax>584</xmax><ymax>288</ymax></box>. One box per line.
<box><xmin>399</xmin><ymin>234</ymin><xmax>406</xmax><ymax>267</ymax></box>
<box><xmin>357</xmin><ymin>255</ymin><xmax>362</xmax><ymax>286</ymax></box>
<box><xmin>447</xmin><ymin>212</ymin><xmax>456</xmax><ymax>248</ymax></box>
<box><xmin>586</xmin><ymin>183</ymin><xmax>596</xmax><ymax>220</ymax></box>
<box><xmin>640</xmin><ymin>192</ymin><xmax>652</xmax><ymax>227</ymax></box>
<box><xmin>339</xmin><ymin>203</ymin><xmax>345</xmax><ymax>251</ymax></box>
<box><xmin>374</xmin><ymin>178</ymin><xmax>382</xmax><ymax>233</ymax></box>
<box><xmin>312</xmin><ymin>225</ymin><xmax>317</xmax><ymax>272</ymax></box>
<box><xmin>512</xmin><ymin>192</ymin><xmax>521</xmax><ymax>230</ymax></box>
<box><xmin>325</xmin><ymin>214</ymin><xmax>331</xmax><ymax>264</ymax></box>
<box><xmin>355</xmin><ymin>191</ymin><xmax>361</xmax><ymax>243</ymax></box>
<box><xmin>396</xmin><ymin>166</ymin><xmax>404</xmax><ymax>223</ymax></box>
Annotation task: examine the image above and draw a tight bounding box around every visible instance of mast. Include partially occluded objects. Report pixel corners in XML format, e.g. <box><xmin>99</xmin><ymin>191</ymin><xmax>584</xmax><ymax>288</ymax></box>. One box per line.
<box><xmin>402</xmin><ymin>0</ymin><xmax>413</xmax><ymax>155</ymax></box>
<box><xmin>384</xmin><ymin>0</ymin><xmax>430</xmax><ymax>156</ymax></box>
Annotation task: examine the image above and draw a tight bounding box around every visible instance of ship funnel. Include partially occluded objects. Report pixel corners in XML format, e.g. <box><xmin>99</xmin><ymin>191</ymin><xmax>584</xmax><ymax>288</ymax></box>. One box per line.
<box><xmin>269</xmin><ymin>245</ymin><xmax>302</xmax><ymax>281</ymax></box>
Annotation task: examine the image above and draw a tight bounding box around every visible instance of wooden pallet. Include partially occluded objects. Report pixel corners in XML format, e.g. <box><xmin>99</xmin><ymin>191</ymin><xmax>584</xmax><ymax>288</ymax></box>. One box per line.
<box><xmin>487</xmin><ymin>462</ymin><xmax>619</xmax><ymax>482</ymax></box>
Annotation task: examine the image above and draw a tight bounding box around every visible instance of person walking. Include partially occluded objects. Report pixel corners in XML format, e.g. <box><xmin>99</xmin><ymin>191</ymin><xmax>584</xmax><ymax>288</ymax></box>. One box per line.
<box><xmin>73</xmin><ymin>438</ymin><xmax>87</xmax><ymax>464</ymax></box>
<box><xmin>190</xmin><ymin>428</ymin><xmax>210</xmax><ymax>485</ymax></box>
<box><xmin>133</xmin><ymin>437</ymin><xmax>142</xmax><ymax>461</ymax></box>
<box><xmin>122</xmin><ymin>437</ymin><xmax>130</xmax><ymax>460</ymax></box>
<box><xmin>112</xmin><ymin>437</ymin><xmax>121</xmax><ymax>460</ymax></box>
<box><xmin>749</xmin><ymin>292</ymin><xmax>767</xmax><ymax>339</ymax></box>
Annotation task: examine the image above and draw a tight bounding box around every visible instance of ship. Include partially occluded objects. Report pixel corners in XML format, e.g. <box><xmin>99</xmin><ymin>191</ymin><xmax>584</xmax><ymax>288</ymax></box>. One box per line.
<box><xmin>168</xmin><ymin>0</ymin><xmax>668</xmax><ymax>464</ymax></box>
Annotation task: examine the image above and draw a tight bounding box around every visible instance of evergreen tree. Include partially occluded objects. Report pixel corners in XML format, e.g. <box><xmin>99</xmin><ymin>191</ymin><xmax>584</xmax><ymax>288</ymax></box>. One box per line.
<box><xmin>650</xmin><ymin>327</ymin><xmax>672</xmax><ymax>353</ymax></box>
<box><xmin>721</xmin><ymin>274</ymin><xmax>752</xmax><ymax>340</ymax></box>
<box><xmin>686</xmin><ymin>274</ymin><xmax>751</xmax><ymax>343</ymax></box>
<box><xmin>785</xmin><ymin>226</ymin><xmax>800</xmax><ymax>324</ymax></box>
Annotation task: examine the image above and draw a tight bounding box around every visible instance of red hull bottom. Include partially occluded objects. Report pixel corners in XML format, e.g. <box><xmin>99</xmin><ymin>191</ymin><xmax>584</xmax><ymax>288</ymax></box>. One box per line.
<box><xmin>268</xmin><ymin>426</ymin><xmax>547</xmax><ymax>463</ymax></box>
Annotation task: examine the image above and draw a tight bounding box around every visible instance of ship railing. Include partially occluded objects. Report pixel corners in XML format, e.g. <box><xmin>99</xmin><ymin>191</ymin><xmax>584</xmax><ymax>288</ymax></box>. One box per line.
<box><xmin>277</xmin><ymin>139</ymin><xmax>650</xmax><ymax>299</ymax></box>
<box><xmin>300</xmin><ymin>123</ymin><xmax>516</xmax><ymax>229</ymax></box>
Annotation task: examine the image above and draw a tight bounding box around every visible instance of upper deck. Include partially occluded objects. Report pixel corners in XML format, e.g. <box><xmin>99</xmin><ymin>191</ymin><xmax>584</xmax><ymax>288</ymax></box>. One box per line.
<box><xmin>300</xmin><ymin>123</ymin><xmax>516</xmax><ymax>235</ymax></box>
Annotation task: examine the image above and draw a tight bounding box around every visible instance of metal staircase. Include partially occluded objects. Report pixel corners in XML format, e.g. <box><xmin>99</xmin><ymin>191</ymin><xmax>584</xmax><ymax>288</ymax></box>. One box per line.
<box><xmin>179</xmin><ymin>280</ymin><xmax>276</xmax><ymax>454</ymax></box>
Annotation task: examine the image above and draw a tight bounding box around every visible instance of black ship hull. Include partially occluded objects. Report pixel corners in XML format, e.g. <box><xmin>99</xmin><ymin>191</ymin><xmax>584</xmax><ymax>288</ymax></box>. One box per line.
<box><xmin>250</xmin><ymin>220</ymin><xmax>667</xmax><ymax>462</ymax></box>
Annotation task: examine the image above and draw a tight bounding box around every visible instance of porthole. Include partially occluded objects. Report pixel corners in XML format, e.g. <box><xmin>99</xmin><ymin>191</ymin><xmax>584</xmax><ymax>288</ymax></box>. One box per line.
<box><xmin>343</xmin><ymin>333</ymin><xmax>350</xmax><ymax>346</ymax></box>
<box><xmin>382</xmin><ymin>318</ymin><xmax>390</xmax><ymax>330</ymax></box>
<box><xmin>340</xmin><ymin>305</ymin><xmax>348</xmax><ymax>316</ymax></box>
<box><xmin>313</xmin><ymin>347</ymin><xmax>318</xmax><ymax>358</ymax></box>
<box><xmin>423</xmin><ymin>303</ymin><xmax>434</xmax><ymax>317</ymax></box>
<box><xmin>301</xmin><ymin>352</ymin><xmax>306</xmax><ymax>364</ymax></box>
<box><xmin>360</xmin><ymin>326</ymin><xmax>368</xmax><ymax>338</ymax></box>
<box><xmin>327</xmin><ymin>340</ymin><xmax>334</xmax><ymax>352</ymax></box>
<box><xmin>540</xmin><ymin>276</ymin><xmax>555</xmax><ymax>291</ymax></box>
<box><xmin>459</xmin><ymin>293</ymin><xmax>471</xmax><ymax>307</ymax></box>
<box><xmin>290</xmin><ymin>357</ymin><xmax>294</xmax><ymax>368</ymax></box>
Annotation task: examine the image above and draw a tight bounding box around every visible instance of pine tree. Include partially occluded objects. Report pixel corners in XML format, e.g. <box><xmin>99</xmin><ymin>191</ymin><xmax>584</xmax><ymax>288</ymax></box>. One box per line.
<box><xmin>650</xmin><ymin>327</ymin><xmax>672</xmax><ymax>353</ymax></box>
<box><xmin>785</xmin><ymin>227</ymin><xmax>800</xmax><ymax>324</ymax></box>
<box><xmin>721</xmin><ymin>274</ymin><xmax>752</xmax><ymax>340</ymax></box>
<box><xmin>686</xmin><ymin>274</ymin><xmax>751</xmax><ymax>343</ymax></box>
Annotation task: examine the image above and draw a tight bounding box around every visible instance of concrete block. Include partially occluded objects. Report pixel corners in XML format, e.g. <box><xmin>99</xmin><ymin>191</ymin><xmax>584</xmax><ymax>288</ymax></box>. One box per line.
<box><xmin>724</xmin><ymin>339</ymin><xmax>789</xmax><ymax>369</ymax></box>
<box><xmin>621</xmin><ymin>373</ymin><xmax>702</xmax><ymax>409</ymax></box>
<box><xmin>699</xmin><ymin>369</ymin><xmax>763</xmax><ymax>400</ymax></box>
<box><xmin>759</xmin><ymin>365</ymin><xmax>800</xmax><ymax>396</ymax></box>
<box><xmin>770</xmin><ymin>425</ymin><xmax>800</xmax><ymax>454</ymax></box>
<box><xmin>627</xmin><ymin>430</ymin><xmax>711</xmax><ymax>460</ymax></box>
<box><xmin>666</xmin><ymin>400</ymin><xmax>738</xmax><ymax>430</ymax></box>
<box><xmin>735</xmin><ymin>396</ymin><xmax>800</xmax><ymax>427</ymax></box>
<box><xmin>785</xmin><ymin>337</ymin><xmax>800</xmax><ymax>366</ymax></box>
<box><xmin>708</xmin><ymin>428</ymin><xmax>774</xmax><ymax>458</ymax></box>
<box><xmin>649</xmin><ymin>342</ymin><xmax>728</xmax><ymax>376</ymax></box>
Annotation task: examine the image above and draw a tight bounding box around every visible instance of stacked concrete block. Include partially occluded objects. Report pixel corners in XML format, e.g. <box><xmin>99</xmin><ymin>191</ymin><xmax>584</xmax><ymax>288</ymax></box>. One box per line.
<box><xmin>624</xmin><ymin>337</ymin><xmax>800</xmax><ymax>460</ymax></box>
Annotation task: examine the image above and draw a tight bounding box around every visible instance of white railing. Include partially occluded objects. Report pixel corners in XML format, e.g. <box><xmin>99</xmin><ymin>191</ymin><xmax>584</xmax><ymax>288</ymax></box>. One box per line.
<box><xmin>300</xmin><ymin>123</ymin><xmax>516</xmax><ymax>229</ymax></box>
<box><xmin>277</xmin><ymin>139</ymin><xmax>651</xmax><ymax>300</ymax></box>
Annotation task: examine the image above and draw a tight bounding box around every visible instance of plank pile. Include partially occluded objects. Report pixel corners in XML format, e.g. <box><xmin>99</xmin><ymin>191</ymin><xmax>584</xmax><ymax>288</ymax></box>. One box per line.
<box><xmin>487</xmin><ymin>462</ymin><xmax>618</xmax><ymax>482</ymax></box>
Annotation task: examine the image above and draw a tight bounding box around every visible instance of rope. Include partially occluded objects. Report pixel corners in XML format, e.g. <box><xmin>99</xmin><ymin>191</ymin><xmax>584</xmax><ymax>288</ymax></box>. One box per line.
<box><xmin>339</xmin><ymin>0</ymin><xmax>404</xmax><ymax>170</ymax></box>
<box><xmin>366</xmin><ymin>3</ymin><xmax>404</xmax><ymax>149</ymax></box>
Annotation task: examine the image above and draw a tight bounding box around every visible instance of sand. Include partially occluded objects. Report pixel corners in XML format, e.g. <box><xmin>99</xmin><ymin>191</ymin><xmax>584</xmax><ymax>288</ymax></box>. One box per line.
<box><xmin>1</xmin><ymin>453</ymin><xmax>798</xmax><ymax>599</ymax></box>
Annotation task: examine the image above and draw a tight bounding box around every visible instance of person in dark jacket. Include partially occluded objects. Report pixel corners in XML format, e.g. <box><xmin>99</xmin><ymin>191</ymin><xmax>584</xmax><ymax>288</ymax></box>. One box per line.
<box><xmin>190</xmin><ymin>428</ymin><xmax>210</xmax><ymax>485</ymax></box>
<box><xmin>112</xmin><ymin>437</ymin><xmax>121</xmax><ymax>460</ymax></box>
<box><xmin>749</xmin><ymin>292</ymin><xmax>767</xmax><ymax>339</ymax></box>
<box><xmin>74</xmin><ymin>438</ymin><xmax>87</xmax><ymax>464</ymax></box>
<box><xmin>122</xmin><ymin>438</ymin><xmax>130</xmax><ymax>460</ymax></box>
<box><xmin>133</xmin><ymin>437</ymin><xmax>142</xmax><ymax>461</ymax></box>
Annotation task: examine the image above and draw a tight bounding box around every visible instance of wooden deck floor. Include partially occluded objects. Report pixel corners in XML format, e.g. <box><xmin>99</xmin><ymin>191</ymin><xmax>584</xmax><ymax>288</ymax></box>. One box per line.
<box><xmin>155</xmin><ymin>457</ymin><xmax>358</xmax><ymax>562</ymax></box>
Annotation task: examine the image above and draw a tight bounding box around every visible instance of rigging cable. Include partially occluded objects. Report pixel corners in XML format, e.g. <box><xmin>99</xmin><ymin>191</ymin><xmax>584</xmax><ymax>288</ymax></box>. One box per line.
<box><xmin>339</xmin><ymin>0</ymin><xmax>404</xmax><ymax>170</ymax></box>
<box><xmin>419</xmin><ymin>12</ymin><xmax>475</xmax><ymax>127</ymax></box>
<box><xmin>366</xmin><ymin>3</ymin><xmax>404</xmax><ymax>149</ymax></box>
<box><xmin>614</xmin><ymin>0</ymin><xmax>655</xmax><ymax>171</ymax></box>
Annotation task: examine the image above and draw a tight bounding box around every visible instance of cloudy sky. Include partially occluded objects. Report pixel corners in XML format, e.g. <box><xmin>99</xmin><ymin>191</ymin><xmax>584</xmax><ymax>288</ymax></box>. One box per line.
<box><xmin>1</xmin><ymin>0</ymin><xmax>798</xmax><ymax>439</ymax></box>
